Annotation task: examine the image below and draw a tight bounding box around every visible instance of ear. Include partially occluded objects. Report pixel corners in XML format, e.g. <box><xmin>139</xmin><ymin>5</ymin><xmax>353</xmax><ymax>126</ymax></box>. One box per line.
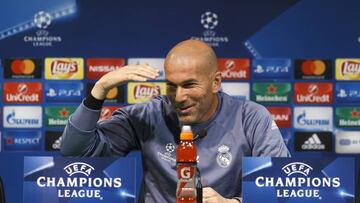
<box><xmin>212</xmin><ymin>71</ymin><xmax>222</xmax><ymax>93</ymax></box>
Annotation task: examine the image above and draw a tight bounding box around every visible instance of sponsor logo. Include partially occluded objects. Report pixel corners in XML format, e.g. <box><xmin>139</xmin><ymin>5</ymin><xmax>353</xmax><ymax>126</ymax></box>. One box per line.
<box><xmin>86</xmin><ymin>58</ymin><xmax>125</xmax><ymax>80</ymax></box>
<box><xmin>221</xmin><ymin>82</ymin><xmax>249</xmax><ymax>100</ymax></box>
<box><xmin>266</xmin><ymin>107</ymin><xmax>291</xmax><ymax>128</ymax></box>
<box><xmin>252</xmin><ymin>59</ymin><xmax>291</xmax><ymax>79</ymax></box>
<box><xmin>45</xmin><ymin>106</ymin><xmax>76</xmax><ymax>127</ymax></box>
<box><xmin>294</xmin><ymin>107</ymin><xmax>333</xmax><ymax>130</ymax></box>
<box><xmin>218</xmin><ymin>58</ymin><xmax>249</xmax><ymax>80</ymax></box>
<box><xmin>294</xmin><ymin>59</ymin><xmax>332</xmax><ymax>80</ymax></box>
<box><xmin>45</xmin><ymin>82</ymin><xmax>84</xmax><ymax>102</ymax></box>
<box><xmin>336</xmin><ymin>59</ymin><xmax>360</xmax><ymax>80</ymax></box>
<box><xmin>336</xmin><ymin>131</ymin><xmax>360</xmax><ymax>153</ymax></box>
<box><xmin>99</xmin><ymin>106</ymin><xmax>119</xmax><ymax>121</ymax></box>
<box><xmin>34</xmin><ymin>162</ymin><xmax>122</xmax><ymax>200</ymax></box>
<box><xmin>3</xmin><ymin>130</ymin><xmax>42</xmax><ymax>151</ymax></box>
<box><xmin>45</xmin><ymin>131</ymin><xmax>63</xmax><ymax>151</ymax></box>
<box><xmin>252</xmin><ymin>83</ymin><xmax>291</xmax><ymax>104</ymax></box>
<box><xmin>335</xmin><ymin>82</ymin><xmax>360</xmax><ymax>103</ymax></box>
<box><xmin>127</xmin><ymin>58</ymin><xmax>165</xmax><ymax>80</ymax></box>
<box><xmin>128</xmin><ymin>82</ymin><xmax>166</xmax><ymax>104</ymax></box>
<box><xmin>87</xmin><ymin>83</ymin><xmax>125</xmax><ymax>103</ymax></box>
<box><xmin>3</xmin><ymin>106</ymin><xmax>42</xmax><ymax>128</ymax></box>
<box><xmin>294</xmin><ymin>132</ymin><xmax>332</xmax><ymax>152</ymax></box>
<box><xmin>255</xmin><ymin>161</ymin><xmax>341</xmax><ymax>199</ymax></box>
<box><xmin>294</xmin><ymin>83</ymin><xmax>333</xmax><ymax>104</ymax></box>
<box><xmin>190</xmin><ymin>11</ymin><xmax>229</xmax><ymax>47</ymax></box>
<box><xmin>335</xmin><ymin>107</ymin><xmax>360</xmax><ymax>128</ymax></box>
<box><xmin>3</xmin><ymin>82</ymin><xmax>42</xmax><ymax>104</ymax></box>
<box><xmin>3</xmin><ymin>58</ymin><xmax>42</xmax><ymax>78</ymax></box>
<box><xmin>45</xmin><ymin>58</ymin><xmax>84</xmax><ymax>80</ymax></box>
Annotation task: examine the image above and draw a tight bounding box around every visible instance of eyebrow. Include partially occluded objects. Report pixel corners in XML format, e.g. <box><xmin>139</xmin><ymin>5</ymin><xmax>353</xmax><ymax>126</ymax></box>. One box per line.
<box><xmin>165</xmin><ymin>79</ymin><xmax>198</xmax><ymax>86</ymax></box>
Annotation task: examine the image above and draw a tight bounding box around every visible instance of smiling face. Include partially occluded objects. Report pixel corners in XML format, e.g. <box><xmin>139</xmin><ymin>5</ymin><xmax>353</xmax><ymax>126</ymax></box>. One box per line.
<box><xmin>164</xmin><ymin>40</ymin><xmax>221</xmax><ymax>124</ymax></box>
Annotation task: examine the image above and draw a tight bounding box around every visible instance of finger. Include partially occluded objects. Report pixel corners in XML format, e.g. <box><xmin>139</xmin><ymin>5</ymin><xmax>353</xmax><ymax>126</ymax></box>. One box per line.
<box><xmin>130</xmin><ymin>64</ymin><xmax>159</xmax><ymax>75</ymax></box>
<box><xmin>202</xmin><ymin>187</ymin><xmax>215</xmax><ymax>198</ymax></box>
<box><xmin>137</xmin><ymin>66</ymin><xmax>160</xmax><ymax>78</ymax></box>
<box><xmin>203</xmin><ymin>196</ymin><xmax>217</xmax><ymax>203</ymax></box>
<box><xmin>127</xmin><ymin>74</ymin><xmax>148</xmax><ymax>82</ymax></box>
<box><xmin>130</xmin><ymin>69</ymin><xmax>159</xmax><ymax>79</ymax></box>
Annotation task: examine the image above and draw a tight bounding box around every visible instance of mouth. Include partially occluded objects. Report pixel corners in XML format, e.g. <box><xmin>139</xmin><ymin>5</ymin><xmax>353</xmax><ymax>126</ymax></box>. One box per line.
<box><xmin>177</xmin><ymin>105</ymin><xmax>194</xmax><ymax>114</ymax></box>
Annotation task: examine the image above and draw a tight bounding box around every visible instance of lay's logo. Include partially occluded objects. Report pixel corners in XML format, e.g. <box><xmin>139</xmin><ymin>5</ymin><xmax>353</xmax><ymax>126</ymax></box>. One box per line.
<box><xmin>336</xmin><ymin>59</ymin><xmax>360</xmax><ymax>80</ymax></box>
<box><xmin>128</xmin><ymin>82</ymin><xmax>166</xmax><ymax>104</ymax></box>
<box><xmin>45</xmin><ymin>58</ymin><xmax>84</xmax><ymax>80</ymax></box>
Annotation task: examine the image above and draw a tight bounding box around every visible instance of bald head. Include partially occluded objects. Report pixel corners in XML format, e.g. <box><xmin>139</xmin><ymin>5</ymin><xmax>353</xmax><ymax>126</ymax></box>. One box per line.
<box><xmin>164</xmin><ymin>39</ymin><xmax>218</xmax><ymax>75</ymax></box>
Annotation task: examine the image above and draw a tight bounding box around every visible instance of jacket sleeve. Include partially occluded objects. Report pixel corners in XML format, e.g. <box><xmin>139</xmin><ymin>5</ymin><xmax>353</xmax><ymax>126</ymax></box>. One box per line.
<box><xmin>243</xmin><ymin>101</ymin><xmax>291</xmax><ymax>157</ymax></box>
<box><xmin>60</xmin><ymin>101</ymin><xmax>148</xmax><ymax>157</ymax></box>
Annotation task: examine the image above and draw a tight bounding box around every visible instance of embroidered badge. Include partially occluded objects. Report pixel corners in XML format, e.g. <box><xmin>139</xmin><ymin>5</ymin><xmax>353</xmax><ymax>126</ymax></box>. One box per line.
<box><xmin>216</xmin><ymin>145</ymin><xmax>232</xmax><ymax>168</ymax></box>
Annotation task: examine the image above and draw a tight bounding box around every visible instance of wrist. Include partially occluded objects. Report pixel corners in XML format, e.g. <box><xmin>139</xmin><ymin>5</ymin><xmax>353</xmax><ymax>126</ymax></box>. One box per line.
<box><xmin>91</xmin><ymin>81</ymin><xmax>108</xmax><ymax>100</ymax></box>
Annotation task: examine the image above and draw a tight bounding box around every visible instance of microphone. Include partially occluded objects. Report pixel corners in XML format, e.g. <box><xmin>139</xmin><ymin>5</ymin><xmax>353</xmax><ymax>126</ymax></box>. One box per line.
<box><xmin>193</xmin><ymin>129</ymin><xmax>207</xmax><ymax>141</ymax></box>
<box><xmin>0</xmin><ymin>176</ymin><xmax>5</xmax><ymax>203</ymax></box>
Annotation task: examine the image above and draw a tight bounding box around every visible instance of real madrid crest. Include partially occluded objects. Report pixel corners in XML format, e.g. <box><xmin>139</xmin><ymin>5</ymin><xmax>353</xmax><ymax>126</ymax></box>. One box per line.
<box><xmin>216</xmin><ymin>145</ymin><xmax>232</xmax><ymax>168</ymax></box>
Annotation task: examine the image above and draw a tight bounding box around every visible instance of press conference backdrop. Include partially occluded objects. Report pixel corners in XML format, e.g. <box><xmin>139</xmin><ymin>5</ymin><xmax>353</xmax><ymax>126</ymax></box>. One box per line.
<box><xmin>0</xmin><ymin>0</ymin><xmax>360</xmax><ymax>202</ymax></box>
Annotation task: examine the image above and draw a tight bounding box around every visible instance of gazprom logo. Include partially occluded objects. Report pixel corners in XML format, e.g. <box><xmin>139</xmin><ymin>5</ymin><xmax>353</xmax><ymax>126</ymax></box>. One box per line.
<box><xmin>282</xmin><ymin>162</ymin><xmax>313</xmax><ymax>176</ymax></box>
<box><xmin>297</xmin><ymin>111</ymin><xmax>329</xmax><ymax>126</ymax></box>
<box><xmin>64</xmin><ymin>162</ymin><xmax>95</xmax><ymax>177</ymax></box>
<box><xmin>3</xmin><ymin>106</ymin><xmax>42</xmax><ymax>128</ymax></box>
<box><xmin>294</xmin><ymin>107</ymin><xmax>332</xmax><ymax>130</ymax></box>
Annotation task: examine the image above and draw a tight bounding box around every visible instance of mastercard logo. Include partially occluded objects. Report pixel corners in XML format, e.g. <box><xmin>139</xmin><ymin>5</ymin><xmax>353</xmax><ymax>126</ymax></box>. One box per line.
<box><xmin>106</xmin><ymin>87</ymin><xmax>118</xmax><ymax>99</ymax></box>
<box><xmin>11</xmin><ymin>59</ymin><xmax>35</xmax><ymax>75</ymax></box>
<box><xmin>301</xmin><ymin>60</ymin><xmax>326</xmax><ymax>75</ymax></box>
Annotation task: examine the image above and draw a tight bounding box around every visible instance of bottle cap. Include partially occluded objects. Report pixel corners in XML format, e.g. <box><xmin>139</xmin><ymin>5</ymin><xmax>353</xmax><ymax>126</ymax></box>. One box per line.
<box><xmin>180</xmin><ymin>125</ymin><xmax>193</xmax><ymax>140</ymax></box>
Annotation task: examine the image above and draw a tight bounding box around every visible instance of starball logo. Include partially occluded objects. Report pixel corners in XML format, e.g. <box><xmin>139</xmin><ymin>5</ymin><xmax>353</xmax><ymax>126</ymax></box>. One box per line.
<box><xmin>190</xmin><ymin>11</ymin><xmax>229</xmax><ymax>47</ymax></box>
<box><xmin>255</xmin><ymin>162</ymin><xmax>340</xmax><ymax>199</ymax></box>
<box><xmin>36</xmin><ymin>162</ymin><xmax>122</xmax><ymax>200</ymax></box>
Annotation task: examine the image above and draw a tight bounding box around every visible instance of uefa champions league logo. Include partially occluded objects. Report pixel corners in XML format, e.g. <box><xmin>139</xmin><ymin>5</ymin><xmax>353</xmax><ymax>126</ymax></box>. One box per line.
<box><xmin>34</xmin><ymin>11</ymin><xmax>52</xmax><ymax>29</ymax></box>
<box><xmin>191</xmin><ymin>11</ymin><xmax>229</xmax><ymax>47</ymax></box>
<box><xmin>201</xmin><ymin>11</ymin><xmax>218</xmax><ymax>30</ymax></box>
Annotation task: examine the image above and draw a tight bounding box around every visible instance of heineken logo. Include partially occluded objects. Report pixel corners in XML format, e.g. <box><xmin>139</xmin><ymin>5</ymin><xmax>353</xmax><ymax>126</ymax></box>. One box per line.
<box><xmin>45</xmin><ymin>106</ymin><xmax>76</xmax><ymax>126</ymax></box>
<box><xmin>252</xmin><ymin>83</ymin><xmax>291</xmax><ymax>103</ymax></box>
<box><xmin>336</xmin><ymin>107</ymin><xmax>360</xmax><ymax>127</ymax></box>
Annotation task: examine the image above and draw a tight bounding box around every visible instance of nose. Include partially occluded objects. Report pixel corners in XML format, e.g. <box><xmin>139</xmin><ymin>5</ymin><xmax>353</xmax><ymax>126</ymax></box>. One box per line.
<box><xmin>175</xmin><ymin>86</ymin><xmax>187</xmax><ymax>103</ymax></box>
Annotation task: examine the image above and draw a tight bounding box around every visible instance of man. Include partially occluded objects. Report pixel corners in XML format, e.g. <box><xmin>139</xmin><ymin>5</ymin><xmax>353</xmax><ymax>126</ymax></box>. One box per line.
<box><xmin>61</xmin><ymin>39</ymin><xmax>290</xmax><ymax>202</ymax></box>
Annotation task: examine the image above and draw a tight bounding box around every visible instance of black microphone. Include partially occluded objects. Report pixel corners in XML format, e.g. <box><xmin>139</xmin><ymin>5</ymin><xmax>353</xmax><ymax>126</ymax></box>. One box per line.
<box><xmin>196</xmin><ymin>167</ymin><xmax>202</xmax><ymax>203</ymax></box>
<box><xmin>0</xmin><ymin>176</ymin><xmax>5</xmax><ymax>203</ymax></box>
<box><xmin>193</xmin><ymin>129</ymin><xmax>207</xmax><ymax>141</ymax></box>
